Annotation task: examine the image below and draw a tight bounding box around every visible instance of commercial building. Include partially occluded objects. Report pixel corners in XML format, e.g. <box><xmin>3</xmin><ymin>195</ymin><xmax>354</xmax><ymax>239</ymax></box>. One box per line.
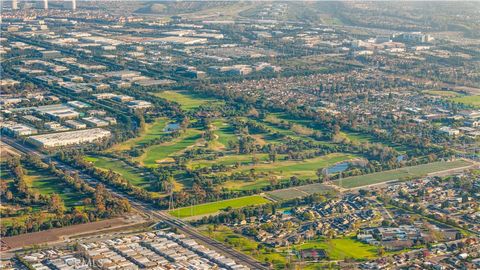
<box><xmin>208</xmin><ymin>65</ymin><xmax>253</xmax><ymax>76</ymax></box>
<box><xmin>44</xmin><ymin>121</ymin><xmax>70</xmax><ymax>132</ymax></box>
<box><xmin>113</xmin><ymin>95</ymin><xmax>134</xmax><ymax>102</ymax></box>
<box><xmin>65</xmin><ymin>119</ymin><xmax>87</xmax><ymax>129</ymax></box>
<box><xmin>35</xmin><ymin>104</ymin><xmax>81</xmax><ymax>120</ymax></box>
<box><xmin>103</xmin><ymin>70</ymin><xmax>141</xmax><ymax>80</ymax></box>
<box><xmin>28</xmin><ymin>128</ymin><xmax>111</xmax><ymax>148</ymax></box>
<box><xmin>133</xmin><ymin>79</ymin><xmax>175</xmax><ymax>87</ymax></box>
<box><xmin>395</xmin><ymin>32</ymin><xmax>434</xmax><ymax>43</ymax></box>
<box><xmin>67</xmin><ymin>100</ymin><xmax>89</xmax><ymax>109</ymax></box>
<box><xmin>82</xmin><ymin>117</ymin><xmax>109</xmax><ymax>127</ymax></box>
<box><xmin>1</xmin><ymin>121</ymin><xmax>38</xmax><ymax>136</ymax></box>
<box><xmin>127</xmin><ymin>100</ymin><xmax>153</xmax><ymax>110</ymax></box>
<box><xmin>41</xmin><ymin>50</ymin><xmax>62</xmax><ymax>59</ymax></box>
<box><xmin>93</xmin><ymin>93</ymin><xmax>117</xmax><ymax>100</ymax></box>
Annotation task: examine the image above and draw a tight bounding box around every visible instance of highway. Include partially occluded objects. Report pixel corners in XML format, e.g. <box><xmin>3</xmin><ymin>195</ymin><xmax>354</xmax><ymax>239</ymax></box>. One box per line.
<box><xmin>1</xmin><ymin>137</ymin><xmax>268</xmax><ymax>269</ymax></box>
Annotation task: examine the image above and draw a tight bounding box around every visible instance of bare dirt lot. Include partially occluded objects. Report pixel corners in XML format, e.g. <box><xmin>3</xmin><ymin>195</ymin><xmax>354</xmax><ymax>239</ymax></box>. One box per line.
<box><xmin>2</xmin><ymin>217</ymin><xmax>134</xmax><ymax>250</ymax></box>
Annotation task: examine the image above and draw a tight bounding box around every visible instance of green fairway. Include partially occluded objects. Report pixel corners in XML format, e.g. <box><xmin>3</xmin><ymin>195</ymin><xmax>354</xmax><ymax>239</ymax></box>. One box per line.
<box><xmin>292</xmin><ymin>237</ymin><xmax>379</xmax><ymax>260</ymax></box>
<box><xmin>24</xmin><ymin>167</ymin><xmax>86</xmax><ymax>207</ymax></box>
<box><xmin>85</xmin><ymin>156</ymin><xmax>149</xmax><ymax>187</ymax></box>
<box><xmin>259</xmin><ymin>153</ymin><xmax>356</xmax><ymax>174</ymax></box>
<box><xmin>188</xmin><ymin>153</ymin><xmax>283</xmax><ymax>170</ymax></box>
<box><xmin>136</xmin><ymin>128</ymin><xmax>202</xmax><ymax>167</ymax></box>
<box><xmin>109</xmin><ymin>117</ymin><xmax>168</xmax><ymax>151</ymax></box>
<box><xmin>258</xmin><ymin>118</ymin><xmax>305</xmax><ymax>140</ymax></box>
<box><xmin>219</xmin><ymin>153</ymin><xmax>357</xmax><ymax>191</ymax></box>
<box><xmin>340</xmin><ymin>131</ymin><xmax>408</xmax><ymax>153</ymax></box>
<box><xmin>169</xmin><ymin>195</ymin><xmax>270</xmax><ymax>218</ymax></box>
<box><xmin>337</xmin><ymin>160</ymin><xmax>472</xmax><ymax>188</ymax></box>
<box><xmin>210</xmin><ymin>119</ymin><xmax>237</xmax><ymax>149</ymax></box>
<box><xmin>451</xmin><ymin>95</ymin><xmax>480</xmax><ymax>107</ymax></box>
<box><xmin>259</xmin><ymin>114</ymin><xmax>333</xmax><ymax>145</ymax></box>
<box><xmin>153</xmin><ymin>90</ymin><xmax>223</xmax><ymax>111</ymax></box>
<box><xmin>246</xmin><ymin>152</ymin><xmax>353</xmax><ymax>178</ymax></box>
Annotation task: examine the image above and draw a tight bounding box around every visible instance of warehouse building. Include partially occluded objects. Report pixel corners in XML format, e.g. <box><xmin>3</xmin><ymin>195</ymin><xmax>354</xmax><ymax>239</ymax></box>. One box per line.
<box><xmin>35</xmin><ymin>104</ymin><xmax>80</xmax><ymax>120</ymax></box>
<box><xmin>1</xmin><ymin>121</ymin><xmax>38</xmax><ymax>136</ymax></box>
<box><xmin>82</xmin><ymin>117</ymin><xmax>109</xmax><ymax>127</ymax></box>
<box><xmin>28</xmin><ymin>128</ymin><xmax>111</xmax><ymax>148</ymax></box>
<box><xmin>65</xmin><ymin>120</ymin><xmax>87</xmax><ymax>129</ymax></box>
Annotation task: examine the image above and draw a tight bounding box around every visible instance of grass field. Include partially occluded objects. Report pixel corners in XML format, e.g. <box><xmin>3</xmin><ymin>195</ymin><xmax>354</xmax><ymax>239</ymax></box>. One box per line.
<box><xmin>1</xmin><ymin>166</ymin><xmax>52</xmax><ymax>228</ymax></box>
<box><xmin>169</xmin><ymin>195</ymin><xmax>270</xmax><ymax>218</ymax></box>
<box><xmin>257</xmin><ymin>118</ymin><xmax>305</xmax><ymax>141</ymax></box>
<box><xmin>210</xmin><ymin>119</ymin><xmax>237</xmax><ymax>149</ymax></box>
<box><xmin>136</xmin><ymin>128</ymin><xmax>202</xmax><ymax>167</ymax></box>
<box><xmin>261</xmin><ymin>114</ymin><xmax>333</xmax><ymax>146</ymax></box>
<box><xmin>153</xmin><ymin>90</ymin><xmax>222</xmax><ymax>111</ymax></box>
<box><xmin>219</xmin><ymin>153</ymin><xmax>356</xmax><ymax>191</ymax></box>
<box><xmin>188</xmin><ymin>153</ymin><xmax>285</xmax><ymax>170</ymax></box>
<box><xmin>199</xmin><ymin>225</ymin><xmax>287</xmax><ymax>268</ymax></box>
<box><xmin>291</xmin><ymin>237</ymin><xmax>379</xmax><ymax>260</ymax></box>
<box><xmin>267</xmin><ymin>183</ymin><xmax>336</xmax><ymax>201</ymax></box>
<box><xmin>337</xmin><ymin>160</ymin><xmax>472</xmax><ymax>188</ymax></box>
<box><xmin>85</xmin><ymin>156</ymin><xmax>150</xmax><ymax>187</ymax></box>
<box><xmin>109</xmin><ymin>117</ymin><xmax>168</xmax><ymax>151</ymax></box>
<box><xmin>24</xmin><ymin>167</ymin><xmax>86</xmax><ymax>207</ymax></box>
<box><xmin>340</xmin><ymin>131</ymin><xmax>409</xmax><ymax>153</ymax></box>
<box><xmin>0</xmin><ymin>164</ymin><xmax>14</xmax><ymax>187</ymax></box>
<box><xmin>451</xmin><ymin>95</ymin><xmax>480</xmax><ymax>107</ymax></box>
<box><xmin>257</xmin><ymin>153</ymin><xmax>356</xmax><ymax>175</ymax></box>
<box><xmin>424</xmin><ymin>90</ymin><xmax>463</xmax><ymax>97</ymax></box>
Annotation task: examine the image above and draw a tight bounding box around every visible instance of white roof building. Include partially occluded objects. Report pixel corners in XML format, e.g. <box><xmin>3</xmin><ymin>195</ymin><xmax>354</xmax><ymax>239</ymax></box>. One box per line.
<box><xmin>28</xmin><ymin>128</ymin><xmax>111</xmax><ymax>148</ymax></box>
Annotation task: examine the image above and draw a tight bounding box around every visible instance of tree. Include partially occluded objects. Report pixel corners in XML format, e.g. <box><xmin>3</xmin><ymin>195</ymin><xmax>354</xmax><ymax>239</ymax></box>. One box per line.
<box><xmin>252</xmin><ymin>156</ymin><xmax>260</xmax><ymax>165</ymax></box>
<box><xmin>6</xmin><ymin>191</ymin><xmax>13</xmax><ymax>201</ymax></box>
<box><xmin>377</xmin><ymin>247</ymin><xmax>385</xmax><ymax>257</ymax></box>
<box><xmin>48</xmin><ymin>194</ymin><xmax>65</xmax><ymax>215</ymax></box>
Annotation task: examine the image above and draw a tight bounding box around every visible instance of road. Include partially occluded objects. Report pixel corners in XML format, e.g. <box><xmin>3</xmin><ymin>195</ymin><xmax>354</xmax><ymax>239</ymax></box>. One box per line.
<box><xmin>1</xmin><ymin>137</ymin><xmax>268</xmax><ymax>270</ymax></box>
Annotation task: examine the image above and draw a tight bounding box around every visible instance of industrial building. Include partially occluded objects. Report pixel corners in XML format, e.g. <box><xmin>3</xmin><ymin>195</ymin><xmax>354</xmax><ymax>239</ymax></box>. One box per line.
<box><xmin>82</xmin><ymin>117</ymin><xmax>109</xmax><ymax>127</ymax></box>
<box><xmin>65</xmin><ymin>119</ymin><xmax>87</xmax><ymax>129</ymax></box>
<box><xmin>1</xmin><ymin>121</ymin><xmax>38</xmax><ymax>136</ymax></box>
<box><xmin>28</xmin><ymin>128</ymin><xmax>111</xmax><ymax>148</ymax></box>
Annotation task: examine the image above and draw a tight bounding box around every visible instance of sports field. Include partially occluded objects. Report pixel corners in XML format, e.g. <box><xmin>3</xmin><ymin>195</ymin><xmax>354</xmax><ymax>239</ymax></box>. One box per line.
<box><xmin>109</xmin><ymin>117</ymin><xmax>168</xmax><ymax>151</ymax></box>
<box><xmin>451</xmin><ymin>95</ymin><xmax>480</xmax><ymax>107</ymax></box>
<box><xmin>336</xmin><ymin>160</ymin><xmax>472</xmax><ymax>188</ymax></box>
<box><xmin>169</xmin><ymin>195</ymin><xmax>270</xmax><ymax>218</ymax></box>
<box><xmin>136</xmin><ymin>128</ymin><xmax>202</xmax><ymax>167</ymax></box>
<box><xmin>153</xmin><ymin>90</ymin><xmax>222</xmax><ymax>111</ymax></box>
